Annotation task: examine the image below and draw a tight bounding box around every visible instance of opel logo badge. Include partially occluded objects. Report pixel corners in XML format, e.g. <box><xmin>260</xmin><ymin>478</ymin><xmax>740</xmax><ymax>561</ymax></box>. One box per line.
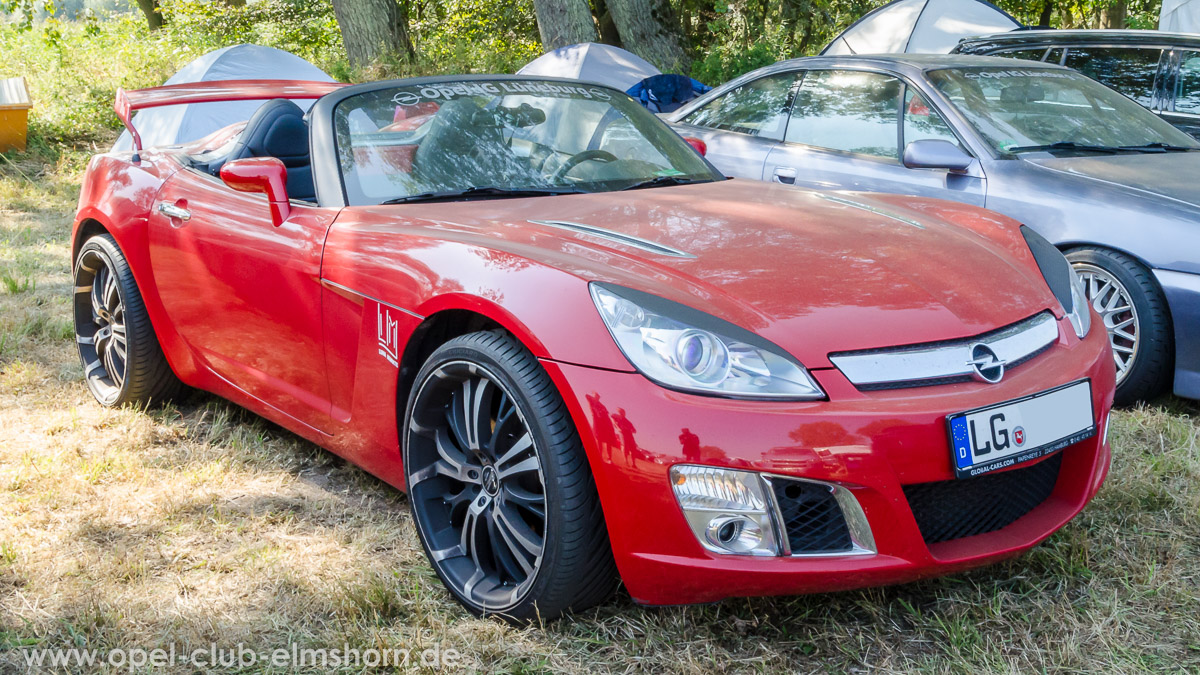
<box><xmin>481</xmin><ymin>465</ymin><xmax>500</xmax><ymax>496</ymax></box>
<box><xmin>967</xmin><ymin>343</ymin><xmax>1006</xmax><ymax>384</ymax></box>
<box><xmin>392</xmin><ymin>91</ymin><xmax>422</xmax><ymax>106</ymax></box>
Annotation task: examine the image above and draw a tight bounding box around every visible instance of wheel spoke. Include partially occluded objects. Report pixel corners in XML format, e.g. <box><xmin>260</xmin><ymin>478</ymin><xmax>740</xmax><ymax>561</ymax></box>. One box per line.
<box><xmin>490</xmin><ymin>510</ymin><xmax>535</xmax><ymax>578</ymax></box>
<box><xmin>104</xmin><ymin>269</ymin><xmax>120</xmax><ymax>315</ymax></box>
<box><xmin>90</xmin><ymin>269</ymin><xmax>107</xmax><ymax>323</ymax></box>
<box><xmin>494</xmin><ymin>432</ymin><xmax>532</xmax><ymax>470</ymax></box>
<box><xmin>502</xmin><ymin>483</ymin><xmax>546</xmax><ymax>519</ymax></box>
<box><xmin>494</xmin><ymin>503</ymin><xmax>543</xmax><ymax>558</ymax></box>
<box><xmin>497</xmin><ymin>455</ymin><xmax>539</xmax><ymax>480</ymax></box>
<box><xmin>434</xmin><ymin>427</ymin><xmax>475</xmax><ymax>482</ymax></box>
<box><xmin>485</xmin><ymin>512</ymin><xmax>528</xmax><ymax>580</ymax></box>
<box><xmin>429</xmin><ymin>543</ymin><xmax>466</xmax><ymax>562</ymax></box>
<box><xmin>461</xmin><ymin>495</ymin><xmax>490</xmax><ymax>572</ymax></box>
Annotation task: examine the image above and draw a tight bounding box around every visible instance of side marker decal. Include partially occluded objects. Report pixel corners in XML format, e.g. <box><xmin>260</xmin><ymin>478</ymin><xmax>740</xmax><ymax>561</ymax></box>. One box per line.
<box><xmin>377</xmin><ymin>301</ymin><xmax>401</xmax><ymax>368</ymax></box>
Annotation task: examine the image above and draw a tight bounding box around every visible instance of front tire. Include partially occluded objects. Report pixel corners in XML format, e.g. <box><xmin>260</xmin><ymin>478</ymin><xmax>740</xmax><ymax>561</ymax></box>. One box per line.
<box><xmin>403</xmin><ymin>330</ymin><xmax>618</xmax><ymax>622</ymax></box>
<box><xmin>73</xmin><ymin>234</ymin><xmax>183</xmax><ymax>407</ymax></box>
<box><xmin>1066</xmin><ymin>247</ymin><xmax>1173</xmax><ymax>405</ymax></box>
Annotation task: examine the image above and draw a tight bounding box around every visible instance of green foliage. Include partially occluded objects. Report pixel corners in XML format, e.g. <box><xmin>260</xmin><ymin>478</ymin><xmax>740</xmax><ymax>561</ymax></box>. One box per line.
<box><xmin>690</xmin><ymin>41</ymin><xmax>777</xmax><ymax>85</ymax></box>
<box><xmin>160</xmin><ymin>0</ymin><xmax>344</xmax><ymax>70</ymax></box>
<box><xmin>409</xmin><ymin>0</ymin><xmax>541</xmax><ymax>75</ymax></box>
<box><xmin>682</xmin><ymin>0</ymin><xmax>887</xmax><ymax>82</ymax></box>
<box><xmin>0</xmin><ymin>15</ymin><xmax>184</xmax><ymax>149</ymax></box>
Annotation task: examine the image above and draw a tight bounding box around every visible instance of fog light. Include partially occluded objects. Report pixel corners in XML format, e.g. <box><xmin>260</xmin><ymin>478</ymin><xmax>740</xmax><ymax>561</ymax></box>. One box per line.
<box><xmin>671</xmin><ymin>465</ymin><xmax>780</xmax><ymax>556</ymax></box>
<box><xmin>705</xmin><ymin>514</ymin><xmax>764</xmax><ymax>553</ymax></box>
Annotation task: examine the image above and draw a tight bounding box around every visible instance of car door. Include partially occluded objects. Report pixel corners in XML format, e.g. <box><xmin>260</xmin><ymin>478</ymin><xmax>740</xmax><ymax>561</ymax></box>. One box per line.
<box><xmin>764</xmin><ymin>69</ymin><xmax>986</xmax><ymax>206</ymax></box>
<box><xmin>1161</xmin><ymin>49</ymin><xmax>1200</xmax><ymax>139</ymax></box>
<box><xmin>669</xmin><ymin>70</ymin><xmax>799</xmax><ymax>179</ymax></box>
<box><xmin>147</xmin><ymin>165</ymin><xmax>337</xmax><ymax>432</ymax></box>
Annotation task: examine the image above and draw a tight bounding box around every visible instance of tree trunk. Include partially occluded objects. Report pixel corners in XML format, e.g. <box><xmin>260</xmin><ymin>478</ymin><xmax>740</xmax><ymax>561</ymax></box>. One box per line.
<box><xmin>606</xmin><ymin>0</ymin><xmax>690</xmax><ymax>73</ymax></box>
<box><xmin>593</xmin><ymin>0</ymin><xmax>623</xmax><ymax>47</ymax></box>
<box><xmin>1038</xmin><ymin>0</ymin><xmax>1053</xmax><ymax>28</ymax></box>
<box><xmin>1099</xmin><ymin>0</ymin><xmax>1126</xmax><ymax>28</ymax></box>
<box><xmin>133</xmin><ymin>0</ymin><xmax>164</xmax><ymax>30</ymax></box>
<box><xmin>532</xmin><ymin>0</ymin><xmax>598</xmax><ymax>50</ymax></box>
<box><xmin>331</xmin><ymin>0</ymin><xmax>413</xmax><ymax>68</ymax></box>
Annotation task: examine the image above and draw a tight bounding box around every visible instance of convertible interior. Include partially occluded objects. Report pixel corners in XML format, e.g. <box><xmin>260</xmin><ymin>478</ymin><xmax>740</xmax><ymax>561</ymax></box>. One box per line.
<box><xmin>180</xmin><ymin>93</ymin><xmax>676</xmax><ymax>205</ymax></box>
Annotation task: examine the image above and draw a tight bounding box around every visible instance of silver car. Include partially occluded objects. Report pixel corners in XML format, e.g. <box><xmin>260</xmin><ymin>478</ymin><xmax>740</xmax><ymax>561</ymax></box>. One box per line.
<box><xmin>669</xmin><ymin>54</ymin><xmax>1200</xmax><ymax>405</ymax></box>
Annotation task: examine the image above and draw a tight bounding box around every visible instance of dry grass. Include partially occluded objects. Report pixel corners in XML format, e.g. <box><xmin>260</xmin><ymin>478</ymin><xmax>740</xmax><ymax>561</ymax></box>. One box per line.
<box><xmin>1</xmin><ymin>143</ymin><xmax>1199</xmax><ymax>674</ymax></box>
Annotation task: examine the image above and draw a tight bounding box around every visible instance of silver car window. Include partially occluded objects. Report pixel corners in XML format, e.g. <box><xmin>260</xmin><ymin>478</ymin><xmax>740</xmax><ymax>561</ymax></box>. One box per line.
<box><xmin>902</xmin><ymin>88</ymin><xmax>962</xmax><ymax>149</ymax></box>
<box><xmin>1175</xmin><ymin>52</ymin><xmax>1200</xmax><ymax>114</ymax></box>
<box><xmin>680</xmin><ymin>72</ymin><xmax>796</xmax><ymax>140</ymax></box>
<box><xmin>786</xmin><ymin>70</ymin><xmax>902</xmax><ymax>159</ymax></box>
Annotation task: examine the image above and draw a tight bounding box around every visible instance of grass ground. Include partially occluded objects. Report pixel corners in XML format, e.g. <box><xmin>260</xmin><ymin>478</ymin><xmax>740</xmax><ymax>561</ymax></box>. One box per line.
<box><xmin>1</xmin><ymin>40</ymin><xmax>1199</xmax><ymax>671</ymax></box>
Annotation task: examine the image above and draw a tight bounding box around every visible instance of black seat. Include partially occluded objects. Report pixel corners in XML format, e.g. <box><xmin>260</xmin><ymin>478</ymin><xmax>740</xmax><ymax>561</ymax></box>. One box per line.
<box><xmin>215</xmin><ymin>99</ymin><xmax>315</xmax><ymax>201</ymax></box>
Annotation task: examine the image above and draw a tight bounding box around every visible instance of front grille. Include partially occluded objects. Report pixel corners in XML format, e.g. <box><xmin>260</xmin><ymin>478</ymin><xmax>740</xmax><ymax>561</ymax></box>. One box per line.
<box><xmin>903</xmin><ymin>452</ymin><xmax>1063</xmax><ymax>545</ymax></box>
<box><xmin>770</xmin><ymin>478</ymin><xmax>853</xmax><ymax>553</ymax></box>
<box><xmin>829</xmin><ymin>311</ymin><xmax>1058</xmax><ymax>391</ymax></box>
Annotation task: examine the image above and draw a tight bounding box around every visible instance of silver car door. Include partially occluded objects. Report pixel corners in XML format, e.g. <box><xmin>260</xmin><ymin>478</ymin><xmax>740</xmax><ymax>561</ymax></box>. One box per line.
<box><xmin>765</xmin><ymin>70</ymin><xmax>986</xmax><ymax>207</ymax></box>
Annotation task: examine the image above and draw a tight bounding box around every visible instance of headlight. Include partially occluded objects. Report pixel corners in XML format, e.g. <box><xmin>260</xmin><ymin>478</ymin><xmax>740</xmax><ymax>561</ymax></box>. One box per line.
<box><xmin>1020</xmin><ymin>226</ymin><xmax>1091</xmax><ymax>339</ymax></box>
<box><xmin>590</xmin><ymin>283</ymin><xmax>825</xmax><ymax>399</ymax></box>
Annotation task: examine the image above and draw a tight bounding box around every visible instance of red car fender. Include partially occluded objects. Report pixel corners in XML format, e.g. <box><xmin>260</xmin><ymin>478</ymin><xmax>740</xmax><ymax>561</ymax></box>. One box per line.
<box><xmin>72</xmin><ymin>153</ymin><xmax>203</xmax><ymax>381</ymax></box>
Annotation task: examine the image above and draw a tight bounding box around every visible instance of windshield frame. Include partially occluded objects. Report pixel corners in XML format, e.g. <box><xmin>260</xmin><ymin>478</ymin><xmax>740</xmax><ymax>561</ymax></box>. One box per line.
<box><xmin>921</xmin><ymin>64</ymin><xmax>1200</xmax><ymax>158</ymax></box>
<box><xmin>308</xmin><ymin>75</ymin><xmax>725</xmax><ymax>208</ymax></box>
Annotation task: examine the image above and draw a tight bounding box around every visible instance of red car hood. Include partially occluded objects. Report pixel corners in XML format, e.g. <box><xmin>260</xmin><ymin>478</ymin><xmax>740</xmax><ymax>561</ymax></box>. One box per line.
<box><xmin>359</xmin><ymin>179</ymin><xmax>1058</xmax><ymax>368</ymax></box>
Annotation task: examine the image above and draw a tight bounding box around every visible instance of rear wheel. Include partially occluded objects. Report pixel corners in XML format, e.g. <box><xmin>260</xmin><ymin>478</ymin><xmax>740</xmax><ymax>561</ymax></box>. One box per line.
<box><xmin>1066</xmin><ymin>247</ymin><xmax>1172</xmax><ymax>405</ymax></box>
<box><xmin>73</xmin><ymin>234</ymin><xmax>183</xmax><ymax>407</ymax></box>
<box><xmin>403</xmin><ymin>330</ymin><xmax>618</xmax><ymax>622</ymax></box>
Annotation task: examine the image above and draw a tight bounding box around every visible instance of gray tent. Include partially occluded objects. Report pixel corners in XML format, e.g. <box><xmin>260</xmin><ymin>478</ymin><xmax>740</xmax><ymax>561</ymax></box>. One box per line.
<box><xmin>1161</xmin><ymin>0</ymin><xmax>1200</xmax><ymax>31</ymax></box>
<box><xmin>113</xmin><ymin>44</ymin><xmax>334</xmax><ymax>151</ymax></box>
<box><xmin>822</xmin><ymin>0</ymin><xmax>1021</xmax><ymax>55</ymax></box>
<box><xmin>517</xmin><ymin>42</ymin><xmax>660</xmax><ymax>92</ymax></box>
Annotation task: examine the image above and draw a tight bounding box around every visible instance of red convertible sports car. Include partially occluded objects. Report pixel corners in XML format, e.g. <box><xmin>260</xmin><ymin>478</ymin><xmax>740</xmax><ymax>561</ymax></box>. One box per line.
<box><xmin>74</xmin><ymin>75</ymin><xmax>1114</xmax><ymax>621</ymax></box>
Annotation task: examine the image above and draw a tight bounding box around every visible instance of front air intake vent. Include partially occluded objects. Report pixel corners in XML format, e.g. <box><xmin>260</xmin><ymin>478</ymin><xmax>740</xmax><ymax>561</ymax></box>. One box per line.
<box><xmin>769</xmin><ymin>478</ymin><xmax>855</xmax><ymax>554</ymax></box>
<box><xmin>903</xmin><ymin>452</ymin><xmax>1063</xmax><ymax>545</ymax></box>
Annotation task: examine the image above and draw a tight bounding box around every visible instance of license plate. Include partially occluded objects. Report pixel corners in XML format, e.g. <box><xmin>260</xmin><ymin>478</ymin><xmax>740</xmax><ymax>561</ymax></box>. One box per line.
<box><xmin>947</xmin><ymin>380</ymin><xmax>1095</xmax><ymax>479</ymax></box>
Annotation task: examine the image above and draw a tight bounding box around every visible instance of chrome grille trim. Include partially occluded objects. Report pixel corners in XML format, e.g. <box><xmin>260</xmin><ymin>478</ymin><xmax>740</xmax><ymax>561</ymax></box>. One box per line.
<box><xmin>829</xmin><ymin>311</ymin><xmax>1059</xmax><ymax>389</ymax></box>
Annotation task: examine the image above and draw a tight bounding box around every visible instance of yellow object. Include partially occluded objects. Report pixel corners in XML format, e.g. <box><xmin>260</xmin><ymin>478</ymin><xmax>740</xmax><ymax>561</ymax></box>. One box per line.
<box><xmin>0</xmin><ymin>77</ymin><xmax>33</xmax><ymax>153</ymax></box>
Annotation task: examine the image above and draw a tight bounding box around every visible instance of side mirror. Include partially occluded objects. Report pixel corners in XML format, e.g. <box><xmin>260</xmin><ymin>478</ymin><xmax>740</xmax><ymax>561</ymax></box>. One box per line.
<box><xmin>683</xmin><ymin>136</ymin><xmax>707</xmax><ymax>156</ymax></box>
<box><xmin>220</xmin><ymin>157</ymin><xmax>291</xmax><ymax>226</ymax></box>
<box><xmin>902</xmin><ymin>139</ymin><xmax>974</xmax><ymax>173</ymax></box>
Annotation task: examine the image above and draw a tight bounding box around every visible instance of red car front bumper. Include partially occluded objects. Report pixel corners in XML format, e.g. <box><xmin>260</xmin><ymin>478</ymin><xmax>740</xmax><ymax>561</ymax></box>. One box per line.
<box><xmin>542</xmin><ymin>317</ymin><xmax>1114</xmax><ymax>606</ymax></box>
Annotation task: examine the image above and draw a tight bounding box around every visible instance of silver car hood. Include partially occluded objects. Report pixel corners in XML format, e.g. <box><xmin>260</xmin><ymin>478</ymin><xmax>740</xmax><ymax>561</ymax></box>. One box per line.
<box><xmin>1024</xmin><ymin>153</ymin><xmax>1200</xmax><ymax>210</ymax></box>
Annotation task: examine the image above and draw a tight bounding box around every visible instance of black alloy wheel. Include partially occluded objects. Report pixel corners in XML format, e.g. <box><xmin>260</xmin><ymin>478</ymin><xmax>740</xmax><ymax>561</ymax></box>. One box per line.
<box><xmin>404</xmin><ymin>330</ymin><xmax>617</xmax><ymax>622</ymax></box>
<box><xmin>73</xmin><ymin>234</ymin><xmax>182</xmax><ymax>407</ymax></box>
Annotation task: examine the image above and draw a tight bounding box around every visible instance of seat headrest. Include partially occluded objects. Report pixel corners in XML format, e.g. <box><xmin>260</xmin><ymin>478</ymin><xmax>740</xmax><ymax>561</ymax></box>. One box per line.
<box><xmin>222</xmin><ymin>99</ymin><xmax>315</xmax><ymax>201</ymax></box>
<box><xmin>231</xmin><ymin>99</ymin><xmax>308</xmax><ymax>162</ymax></box>
<box><xmin>1000</xmin><ymin>83</ymin><xmax>1045</xmax><ymax>105</ymax></box>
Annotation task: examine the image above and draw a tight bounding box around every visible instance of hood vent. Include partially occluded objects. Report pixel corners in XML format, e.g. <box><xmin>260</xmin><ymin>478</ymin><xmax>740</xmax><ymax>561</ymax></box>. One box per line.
<box><xmin>527</xmin><ymin>219</ymin><xmax>694</xmax><ymax>258</ymax></box>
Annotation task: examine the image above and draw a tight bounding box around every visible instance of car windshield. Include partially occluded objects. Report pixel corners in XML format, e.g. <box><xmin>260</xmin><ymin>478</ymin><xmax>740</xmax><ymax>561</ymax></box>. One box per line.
<box><xmin>334</xmin><ymin>79</ymin><xmax>721</xmax><ymax>205</ymax></box>
<box><xmin>927</xmin><ymin>66</ymin><xmax>1200</xmax><ymax>154</ymax></box>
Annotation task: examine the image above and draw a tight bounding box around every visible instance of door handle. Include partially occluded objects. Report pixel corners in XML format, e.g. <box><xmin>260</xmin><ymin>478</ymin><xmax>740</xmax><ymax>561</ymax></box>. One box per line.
<box><xmin>158</xmin><ymin>202</ymin><xmax>191</xmax><ymax>221</ymax></box>
<box><xmin>772</xmin><ymin>167</ymin><xmax>797</xmax><ymax>185</ymax></box>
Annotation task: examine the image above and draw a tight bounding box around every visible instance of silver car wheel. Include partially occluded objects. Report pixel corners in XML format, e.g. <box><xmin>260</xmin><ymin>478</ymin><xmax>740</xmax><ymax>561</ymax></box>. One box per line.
<box><xmin>1074</xmin><ymin>262</ymin><xmax>1139</xmax><ymax>384</ymax></box>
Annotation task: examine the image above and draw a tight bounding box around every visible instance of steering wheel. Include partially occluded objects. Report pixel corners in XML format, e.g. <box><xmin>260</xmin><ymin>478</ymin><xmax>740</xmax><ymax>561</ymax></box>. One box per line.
<box><xmin>551</xmin><ymin>150</ymin><xmax>618</xmax><ymax>181</ymax></box>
